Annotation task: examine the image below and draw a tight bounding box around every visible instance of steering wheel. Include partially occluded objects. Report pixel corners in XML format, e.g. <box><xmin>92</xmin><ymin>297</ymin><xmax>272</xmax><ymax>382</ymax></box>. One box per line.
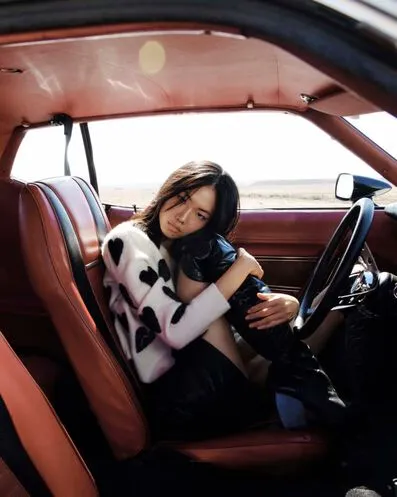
<box><xmin>294</xmin><ymin>197</ymin><xmax>375</xmax><ymax>339</ymax></box>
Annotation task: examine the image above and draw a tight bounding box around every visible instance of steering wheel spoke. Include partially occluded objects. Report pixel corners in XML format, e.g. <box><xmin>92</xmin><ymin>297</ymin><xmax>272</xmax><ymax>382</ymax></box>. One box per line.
<box><xmin>332</xmin><ymin>270</ymin><xmax>379</xmax><ymax>309</ymax></box>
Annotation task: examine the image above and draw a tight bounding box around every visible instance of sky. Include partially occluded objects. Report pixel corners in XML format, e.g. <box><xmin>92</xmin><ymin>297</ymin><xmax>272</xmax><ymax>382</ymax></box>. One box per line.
<box><xmin>12</xmin><ymin>110</ymin><xmax>397</xmax><ymax>188</ymax></box>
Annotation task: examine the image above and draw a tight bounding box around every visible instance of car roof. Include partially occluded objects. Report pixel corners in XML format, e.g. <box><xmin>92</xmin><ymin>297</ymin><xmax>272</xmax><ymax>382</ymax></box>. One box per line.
<box><xmin>0</xmin><ymin>28</ymin><xmax>378</xmax><ymax>126</ymax></box>
<box><xmin>0</xmin><ymin>1</ymin><xmax>396</xmax><ymax>163</ymax></box>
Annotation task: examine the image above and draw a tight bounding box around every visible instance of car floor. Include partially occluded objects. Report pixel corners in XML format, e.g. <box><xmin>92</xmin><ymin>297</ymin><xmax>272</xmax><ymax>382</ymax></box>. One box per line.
<box><xmin>50</xmin><ymin>365</ymin><xmax>397</xmax><ymax>497</ymax></box>
<box><xmin>7</xmin><ymin>325</ymin><xmax>396</xmax><ymax>497</ymax></box>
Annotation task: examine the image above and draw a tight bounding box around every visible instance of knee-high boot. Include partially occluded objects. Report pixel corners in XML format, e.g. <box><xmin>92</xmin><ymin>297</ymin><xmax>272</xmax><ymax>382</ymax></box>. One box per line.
<box><xmin>343</xmin><ymin>272</ymin><xmax>397</xmax><ymax>419</ymax></box>
<box><xmin>174</xmin><ymin>232</ymin><xmax>346</xmax><ymax>427</ymax></box>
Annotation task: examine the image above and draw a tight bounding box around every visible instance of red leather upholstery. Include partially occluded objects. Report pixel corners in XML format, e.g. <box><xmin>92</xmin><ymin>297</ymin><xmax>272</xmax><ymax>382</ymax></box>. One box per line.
<box><xmin>0</xmin><ymin>179</ymin><xmax>43</xmax><ymax>316</ymax></box>
<box><xmin>170</xmin><ymin>428</ymin><xmax>327</xmax><ymax>471</ymax></box>
<box><xmin>0</xmin><ymin>458</ymin><xmax>29</xmax><ymax>497</ymax></box>
<box><xmin>0</xmin><ymin>178</ymin><xmax>63</xmax><ymax>365</ymax></box>
<box><xmin>19</xmin><ymin>177</ymin><xmax>148</xmax><ymax>460</ymax></box>
<box><xmin>0</xmin><ymin>332</ymin><xmax>98</xmax><ymax>496</ymax></box>
<box><xmin>19</xmin><ymin>176</ymin><xmax>328</xmax><ymax>470</ymax></box>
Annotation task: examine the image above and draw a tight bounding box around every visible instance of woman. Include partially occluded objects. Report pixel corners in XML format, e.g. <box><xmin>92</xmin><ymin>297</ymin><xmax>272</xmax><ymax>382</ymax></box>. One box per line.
<box><xmin>102</xmin><ymin>160</ymin><xmax>344</xmax><ymax>440</ymax></box>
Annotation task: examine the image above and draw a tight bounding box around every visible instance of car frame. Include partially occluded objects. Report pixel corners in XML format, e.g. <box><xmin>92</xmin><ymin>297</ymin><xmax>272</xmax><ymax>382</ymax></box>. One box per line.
<box><xmin>0</xmin><ymin>1</ymin><xmax>397</xmax><ymax>496</ymax></box>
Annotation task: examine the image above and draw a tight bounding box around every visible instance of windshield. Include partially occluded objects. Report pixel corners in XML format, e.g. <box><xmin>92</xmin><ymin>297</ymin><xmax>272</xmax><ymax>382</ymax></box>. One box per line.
<box><xmin>345</xmin><ymin>112</ymin><xmax>397</xmax><ymax>160</ymax></box>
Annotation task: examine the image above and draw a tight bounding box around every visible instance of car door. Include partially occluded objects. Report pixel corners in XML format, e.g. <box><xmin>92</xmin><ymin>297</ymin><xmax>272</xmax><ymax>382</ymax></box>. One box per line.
<box><xmin>10</xmin><ymin>110</ymin><xmax>397</xmax><ymax>302</ymax></box>
<box><xmin>235</xmin><ymin>208</ymin><xmax>397</xmax><ymax>299</ymax></box>
<box><xmin>95</xmin><ymin>110</ymin><xmax>397</xmax><ymax>299</ymax></box>
<box><xmin>105</xmin><ymin>203</ymin><xmax>397</xmax><ymax>301</ymax></box>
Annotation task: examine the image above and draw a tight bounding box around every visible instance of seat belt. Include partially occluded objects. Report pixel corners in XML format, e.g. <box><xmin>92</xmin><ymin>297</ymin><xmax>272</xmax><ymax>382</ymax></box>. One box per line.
<box><xmin>50</xmin><ymin>113</ymin><xmax>73</xmax><ymax>176</ymax></box>
<box><xmin>79</xmin><ymin>123</ymin><xmax>99</xmax><ymax>195</ymax></box>
<box><xmin>0</xmin><ymin>396</ymin><xmax>51</xmax><ymax>496</ymax></box>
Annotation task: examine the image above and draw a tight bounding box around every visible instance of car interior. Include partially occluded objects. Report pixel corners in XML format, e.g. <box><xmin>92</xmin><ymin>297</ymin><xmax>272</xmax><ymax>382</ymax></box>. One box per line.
<box><xmin>0</xmin><ymin>1</ymin><xmax>397</xmax><ymax>496</ymax></box>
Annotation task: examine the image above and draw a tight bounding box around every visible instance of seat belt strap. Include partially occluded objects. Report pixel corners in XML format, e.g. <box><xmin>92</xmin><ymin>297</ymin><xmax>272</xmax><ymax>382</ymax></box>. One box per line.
<box><xmin>50</xmin><ymin>113</ymin><xmax>73</xmax><ymax>176</ymax></box>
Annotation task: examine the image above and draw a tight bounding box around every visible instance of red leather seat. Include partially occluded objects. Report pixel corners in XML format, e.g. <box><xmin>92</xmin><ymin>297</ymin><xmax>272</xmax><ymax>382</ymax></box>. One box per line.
<box><xmin>0</xmin><ymin>179</ymin><xmax>43</xmax><ymax>317</ymax></box>
<box><xmin>19</xmin><ymin>176</ymin><xmax>328</xmax><ymax>471</ymax></box>
<box><xmin>0</xmin><ymin>178</ymin><xmax>63</xmax><ymax>371</ymax></box>
<box><xmin>0</xmin><ymin>332</ymin><xmax>98</xmax><ymax>496</ymax></box>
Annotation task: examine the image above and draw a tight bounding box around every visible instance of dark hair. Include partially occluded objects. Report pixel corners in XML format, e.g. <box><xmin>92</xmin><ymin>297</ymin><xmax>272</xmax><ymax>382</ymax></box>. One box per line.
<box><xmin>134</xmin><ymin>160</ymin><xmax>240</xmax><ymax>244</ymax></box>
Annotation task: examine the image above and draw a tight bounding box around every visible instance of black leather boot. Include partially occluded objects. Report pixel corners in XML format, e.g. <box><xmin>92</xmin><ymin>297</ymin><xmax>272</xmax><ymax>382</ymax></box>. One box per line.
<box><xmin>341</xmin><ymin>271</ymin><xmax>397</xmax><ymax>419</ymax></box>
<box><xmin>173</xmin><ymin>232</ymin><xmax>346</xmax><ymax>427</ymax></box>
<box><xmin>365</xmin><ymin>272</ymin><xmax>397</xmax><ymax>318</ymax></box>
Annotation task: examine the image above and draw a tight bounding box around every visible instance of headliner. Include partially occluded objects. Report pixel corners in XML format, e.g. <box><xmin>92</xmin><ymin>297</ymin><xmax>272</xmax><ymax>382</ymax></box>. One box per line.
<box><xmin>0</xmin><ymin>24</ymin><xmax>377</xmax><ymax>131</ymax></box>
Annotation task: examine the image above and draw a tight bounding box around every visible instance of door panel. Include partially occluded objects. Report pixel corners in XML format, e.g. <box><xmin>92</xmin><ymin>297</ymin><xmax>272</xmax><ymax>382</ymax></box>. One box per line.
<box><xmin>106</xmin><ymin>205</ymin><xmax>397</xmax><ymax>298</ymax></box>
<box><xmin>235</xmin><ymin>209</ymin><xmax>397</xmax><ymax>297</ymax></box>
<box><xmin>252</xmin><ymin>256</ymin><xmax>317</xmax><ymax>298</ymax></box>
<box><xmin>106</xmin><ymin>205</ymin><xmax>135</xmax><ymax>227</ymax></box>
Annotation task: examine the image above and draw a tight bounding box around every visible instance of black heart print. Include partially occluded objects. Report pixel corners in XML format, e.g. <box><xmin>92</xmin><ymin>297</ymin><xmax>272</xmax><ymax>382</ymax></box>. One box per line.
<box><xmin>119</xmin><ymin>283</ymin><xmax>137</xmax><ymax>308</ymax></box>
<box><xmin>135</xmin><ymin>326</ymin><xmax>156</xmax><ymax>353</ymax></box>
<box><xmin>158</xmin><ymin>259</ymin><xmax>171</xmax><ymax>282</ymax></box>
<box><xmin>162</xmin><ymin>286</ymin><xmax>181</xmax><ymax>302</ymax></box>
<box><xmin>139</xmin><ymin>266</ymin><xmax>159</xmax><ymax>287</ymax></box>
<box><xmin>108</xmin><ymin>237</ymin><xmax>124</xmax><ymax>266</ymax></box>
<box><xmin>171</xmin><ymin>304</ymin><xmax>187</xmax><ymax>324</ymax></box>
<box><xmin>139</xmin><ymin>307</ymin><xmax>161</xmax><ymax>335</ymax></box>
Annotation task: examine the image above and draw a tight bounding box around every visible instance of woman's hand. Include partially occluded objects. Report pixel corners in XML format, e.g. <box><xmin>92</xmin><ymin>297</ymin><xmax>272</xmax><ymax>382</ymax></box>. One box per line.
<box><xmin>237</xmin><ymin>248</ymin><xmax>264</xmax><ymax>279</ymax></box>
<box><xmin>246</xmin><ymin>292</ymin><xmax>299</xmax><ymax>329</ymax></box>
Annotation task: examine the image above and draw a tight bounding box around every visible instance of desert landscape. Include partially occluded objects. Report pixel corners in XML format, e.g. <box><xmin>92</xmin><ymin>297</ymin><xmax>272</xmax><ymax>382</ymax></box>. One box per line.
<box><xmin>99</xmin><ymin>178</ymin><xmax>397</xmax><ymax>209</ymax></box>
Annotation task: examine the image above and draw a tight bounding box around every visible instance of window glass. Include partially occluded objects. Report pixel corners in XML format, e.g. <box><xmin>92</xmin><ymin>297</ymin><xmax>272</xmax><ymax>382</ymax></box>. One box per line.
<box><xmin>12</xmin><ymin>125</ymin><xmax>89</xmax><ymax>182</ymax></box>
<box><xmin>345</xmin><ymin>112</ymin><xmax>397</xmax><ymax>160</ymax></box>
<box><xmin>13</xmin><ymin>112</ymin><xmax>396</xmax><ymax>208</ymax></box>
<box><xmin>89</xmin><ymin>111</ymin><xmax>397</xmax><ymax>209</ymax></box>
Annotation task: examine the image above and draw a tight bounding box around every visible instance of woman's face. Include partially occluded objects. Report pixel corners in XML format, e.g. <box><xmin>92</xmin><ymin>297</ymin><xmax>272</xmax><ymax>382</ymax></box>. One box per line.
<box><xmin>159</xmin><ymin>185</ymin><xmax>216</xmax><ymax>239</ymax></box>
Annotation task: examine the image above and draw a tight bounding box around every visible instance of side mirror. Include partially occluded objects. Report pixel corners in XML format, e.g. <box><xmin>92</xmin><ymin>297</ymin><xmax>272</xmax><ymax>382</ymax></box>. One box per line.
<box><xmin>335</xmin><ymin>173</ymin><xmax>392</xmax><ymax>202</ymax></box>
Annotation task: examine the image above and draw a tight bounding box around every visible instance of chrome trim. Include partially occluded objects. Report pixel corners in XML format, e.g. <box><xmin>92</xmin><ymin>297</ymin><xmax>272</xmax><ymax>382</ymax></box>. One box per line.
<box><xmin>256</xmin><ymin>256</ymin><xmax>318</xmax><ymax>263</ymax></box>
